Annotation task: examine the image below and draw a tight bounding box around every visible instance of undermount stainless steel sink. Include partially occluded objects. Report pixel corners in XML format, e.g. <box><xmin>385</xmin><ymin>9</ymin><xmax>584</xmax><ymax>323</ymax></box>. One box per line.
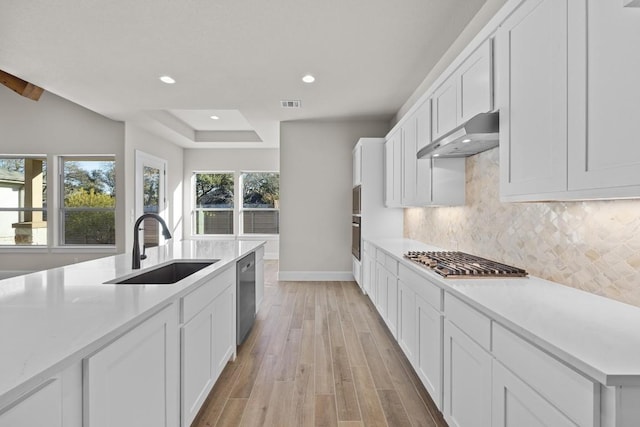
<box><xmin>107</xmin><ymin>260</ymin><xmax>219</xmax><ymax>284</ymax></box>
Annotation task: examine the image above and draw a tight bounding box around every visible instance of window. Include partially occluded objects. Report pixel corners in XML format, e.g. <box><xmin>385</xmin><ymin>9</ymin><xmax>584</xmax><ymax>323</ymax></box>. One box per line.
<box><xmin>60</xmin><ymin>157</ymin><xmax>116</xmax><ymax>245</ymax></box>
<box><xmin>0</xmin><ymin>157</ymin><xmax>47</xmax><ymax>246</ymax></box>
<box><xmin>241</xmin><ymin>172</ymin><xmax>279</xmax><ymax>234</ymax></box>
<box><xmin>193</xmin><ymin>172</ymin><xmax>234</xmax><ymax>235</ymax></box>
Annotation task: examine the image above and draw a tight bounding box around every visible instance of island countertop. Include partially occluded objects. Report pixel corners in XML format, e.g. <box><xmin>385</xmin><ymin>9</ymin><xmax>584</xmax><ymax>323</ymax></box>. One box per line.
<box><xmin>0</xmin><ymin>239</ymin><xmax>264</xmax><ymax>406</ymax></box>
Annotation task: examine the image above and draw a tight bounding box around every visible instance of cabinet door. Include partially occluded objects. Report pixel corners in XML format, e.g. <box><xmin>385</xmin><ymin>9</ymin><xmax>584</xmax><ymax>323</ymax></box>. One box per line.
<box><xmin>386</xmin><ymin>272</ymin><xmax>398</xmax><ymax>339</ymax></box>
<box><xmin>212</xmin><ymin>284</ymin><xmax>235</xmax><ymax>379</ymax></box>
<box><xmin>375</xmin><ymin>263</ymin><xmax>388</xmax><ymax>319</ymax></box>
<box><xmin>0</xmin><ymin>379</ymin><xmax>62</xmax><ymax>427</ymax></box>
<box><xmin>401</xmin><ymin>113</ymin><xmax>418</xmax><ymax>206</ymax></box>
<box><xmin>181</xmin><ymin>304</ymin><xmax>215</xmax><ymax>427</ymax></box>
<box><xmin>568</xmin><ymin>0</ymin><xmax>640</xmax><ymax>191</ymax></box>
<box><xmin>443</xmin><ymin>320</ymin><xmax>492</xmax><ymax>427</ymax></box>
<box><xmin>384</xmin><ymin>134</ymin><xmax>402</xmax><ymax>208</ymax></box>
<box><xmin>397</xmin><ymin>281</ymin><xmax>416</xmax><ymax>363</ymax></box>
<box><xmin>256</xmin><ymin>258</ymin><xmax>265</xmax><ymax>310</ymax></box>
<box><xmin>416</xmin><ymin>295</ymin><xmax>443</xmax><ymax>410</ymax></box>
<box><xmin>492</xmin><ymin>361</ymin><xmax>577</xmax><ymax>427</ymax></box>
<box><xmin>84</xmin><ymin>304</ymin><xmax>179</xmax><ymax>427</ymax></box>
<box><xmin>498</xmin><ymin>0</ymin><xmax>568</xmax><ymax>197</ymax></box>
<box><xmin>362</xmin><ymin>252</ymin><xmax>372</xmax><ymax>296</ymax></box>
<box><xmin>431</xmin><ymin>80</ymin><xmax>458</xmax><ymax>141</ymax></box>
<box><xmin>458</xmin><ymin>39</ymin><xmax>493</xmax><ymax>123</ymax></box>
<box><xmin>415</xmin><ymin>101</ymin><xmax>433</xmax><ymax>205</ymax></box>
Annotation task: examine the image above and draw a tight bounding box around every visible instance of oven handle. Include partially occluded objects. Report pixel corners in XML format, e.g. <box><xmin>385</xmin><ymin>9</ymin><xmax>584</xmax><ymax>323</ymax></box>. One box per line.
<box><xmin>352</xmin><ymin>223</ymin><xmax>360</xmax><ymax>227</ymax></box>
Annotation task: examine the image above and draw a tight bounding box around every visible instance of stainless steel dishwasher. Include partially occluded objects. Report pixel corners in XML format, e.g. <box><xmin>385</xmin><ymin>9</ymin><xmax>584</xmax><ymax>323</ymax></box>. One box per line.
<box><xmin>236</xmin><ymin>252</ymin><xmax>256</xmax><ymax>345</ymax></box>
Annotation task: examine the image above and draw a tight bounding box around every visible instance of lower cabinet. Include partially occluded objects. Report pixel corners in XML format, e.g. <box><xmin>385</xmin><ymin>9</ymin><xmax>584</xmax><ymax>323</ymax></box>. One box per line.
<box><xmin>0</xmin><ymin>379</ymin><xmax>62</xmax><ymax>427</ymax></box>
<box><xmin>443</xmin><ymin>320</ymin><xmax>492</xmax><ymax>427</ymax></box>
<box><xmin>492</xmin><ymin>361</ymin><xmax>577</xmax><ymax>427</ymax></box>
<box><xmin>375</xmin><ymin>258</ymin><xmax>398</xmax><ymax>338</ymax></box>
<box><xmin>397</xmin><ymin>280</ymin><xmax>416</xmax><ymax>362</ymax></box>
<box><xmin>415</xmin><ymin>294</ymin><xmax>443</xmax><ymax>410</ymax></box>
<box><xmin>181</xmin><ymin>266</ymin><xmax>236</xmax><ymax>427</ymax></box>
<box><xmin>84</xmin><ymin>304</ymin><xmax>180</xmax><ymax>427</ymax></box>
<box><xmin>362</xmin><ymin>250</ymin><xmax>374</xmax><ymax>297</ymax></box>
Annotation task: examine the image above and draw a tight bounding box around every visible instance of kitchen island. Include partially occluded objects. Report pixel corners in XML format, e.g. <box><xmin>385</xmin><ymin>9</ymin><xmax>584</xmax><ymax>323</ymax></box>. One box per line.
<box><xmin>364</xmin><ymin>238</ymin><xmax>640</xmax><ymax>427</ymax></box>
<box><xmin>0</xmin><ymin>239</ymin><xmax>264</xmax><ymax>427</ymax></box>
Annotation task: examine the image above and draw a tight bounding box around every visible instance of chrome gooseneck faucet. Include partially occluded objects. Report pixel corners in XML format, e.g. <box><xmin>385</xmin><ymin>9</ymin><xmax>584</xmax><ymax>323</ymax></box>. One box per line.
<box><xmin>132</xmin><ymin>213</ymin><xmax>172</xmax><ymax>269</ymax></box>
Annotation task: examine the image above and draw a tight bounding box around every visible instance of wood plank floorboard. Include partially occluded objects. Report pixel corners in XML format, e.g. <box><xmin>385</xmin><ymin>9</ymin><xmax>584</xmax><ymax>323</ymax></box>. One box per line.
<box><xmin>192</xmin><ymin>260</ymin><xmax>447</xmax><ymax>427</ymax></box>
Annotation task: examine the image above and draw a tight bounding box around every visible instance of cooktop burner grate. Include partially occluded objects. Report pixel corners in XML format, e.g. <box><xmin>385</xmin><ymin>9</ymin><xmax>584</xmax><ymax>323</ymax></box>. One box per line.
<box><xmin>404</xmin><ymin>251</ymin><xmax>528</xmax><ymax>278</ymax></box>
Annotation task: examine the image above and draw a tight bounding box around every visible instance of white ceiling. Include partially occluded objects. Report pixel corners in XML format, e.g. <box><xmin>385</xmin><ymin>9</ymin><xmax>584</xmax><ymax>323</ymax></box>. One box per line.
<box><xmin>0</xmin><ymin>0</ymin><xmax>487</xmax><ymax>148</ymax></box>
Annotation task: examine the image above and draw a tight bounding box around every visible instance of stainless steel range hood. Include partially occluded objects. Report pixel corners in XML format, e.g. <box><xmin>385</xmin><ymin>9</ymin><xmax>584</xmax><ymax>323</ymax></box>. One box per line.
<box><xmin>417</xmin><ymin>111</ymin><xmax>499</xmax><ymax>159</ymax></box>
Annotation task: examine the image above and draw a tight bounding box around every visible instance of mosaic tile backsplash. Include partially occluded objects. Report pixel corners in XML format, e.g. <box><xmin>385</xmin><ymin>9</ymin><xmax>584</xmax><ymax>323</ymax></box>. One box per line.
<box><xmin>404</xmin><ymin>148</ymin><xmax>640</xmax><ymax>308</ymax></box>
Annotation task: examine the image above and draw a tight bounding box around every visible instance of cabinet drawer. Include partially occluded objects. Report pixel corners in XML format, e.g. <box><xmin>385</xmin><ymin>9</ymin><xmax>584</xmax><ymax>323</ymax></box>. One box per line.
<box><xmin>182</xmin><ymin>266</ymin><xmax>235</xmax><ymax>323</ymax></box>
<box><xmin>444</xmin><ymin>293</ymin><xmax>490</xmax><ymax>350</ymax></box>
<box><xmin>398</xmin><ymin>263</ymin><xmax>442</xmax><ymax>310</ymax></box>
<box><xmin>375</xmin><ymin>248</ymin><xmax>386</xmax><ymax>264</ymax></box>
<box><xmin>492</xmin><ymin>324</ymin><xmax>598</xmax><ymax>427</ymax></box>
<box><xmin>384</xmin><ymin>255</ymin><xmax>398</xmax><ymax>276</ymax></box>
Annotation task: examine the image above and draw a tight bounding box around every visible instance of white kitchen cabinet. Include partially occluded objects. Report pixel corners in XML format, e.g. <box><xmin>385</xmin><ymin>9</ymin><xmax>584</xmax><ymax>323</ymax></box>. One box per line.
<box><xmin>361</xmin><ymin>244</ymin><xmax>374</xmax><ymax>297</ymax></box>
<box><xmin>181</xmin><ymin>265</ymin><xmax>236</xmax><ymax>427</ymax></box>
<box><xmin>0</xmin><ymin>380</ymin><xmax>62</xmax><ymax>427</ymax></box>
<box><xmin>432</xmin><ymin>38</ymin><xmax>493</xmax><ymax>141</ymax></box>
<box><xmin>255</xmin><ymin>246</ymin><xmax>265</xmax><ymax>310</ymax></box>
<box><xmin>416</xmin><ymin>294</ymin><xmax>443</xmax><ymax>410</ymax></box>
<box><xmin>84</xmin><ymin>304</ymin><xmax>179</xmax><ymax>427</ymax></box>
<box><xmin>384</xmin><ymin>131</ymin><xmax>402</xmax><ymax>208</ymax></box>
<box><xmin>492</xmin><ymin>361</ymin><xmax>578</xmax><ymax>427</ymax></box>
<box><xmin>499</xmin><ymin>0</ymin><xmax>640</xmax><ymax>200</ymax></box>
<box><xmin>374</xmin><ymin>252</ymin><xmax>398</xmax><ymax>338</ymax></box>
<box><xmin>353</xmin><ymin>143</ymin><xmax>362</xmax><ymax>186</ymax></box>
<box><xmin>443</xmin><ymin>320</ymin><xmax>492</xmax><ymax>427</ymax></box>
<box><xmin>431</xmin><ymin>78</ymin><xmax>458</xmax><ymax>141</ymax></box>
<box><xmin>395</xmin><ymin>98</ymin><xmax>465</xmax><ymax>208</ymax></box>
<box><xmin>492</xmin><ymin>323</ymin><xmax>598</xmax><ymax>427</ymax></box>
<box><xmin>567</xmin><ymin>0</ymin><xmax>640</xmax><ymax>194</ymax></box>
<box><xmin>497</xmin><ymin>0</ymin><xmax>568</xmax><ymax>198</ymax></box>
<box><xmin>397</xmin><ymin>280</ymin><xmax>416</xmax><ymax>363</ymax></box>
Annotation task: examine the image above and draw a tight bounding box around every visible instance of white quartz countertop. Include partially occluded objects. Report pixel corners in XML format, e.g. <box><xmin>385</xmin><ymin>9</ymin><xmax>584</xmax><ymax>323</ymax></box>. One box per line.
<box><xmin>368</xmin><ymin>238</ymin><xmax>640</xmax><ymax>386</ymax></box>
<box><xmin>0</xmin><ymin>239</ymin><xmax>264</xmax><ymax>404</ymax></box>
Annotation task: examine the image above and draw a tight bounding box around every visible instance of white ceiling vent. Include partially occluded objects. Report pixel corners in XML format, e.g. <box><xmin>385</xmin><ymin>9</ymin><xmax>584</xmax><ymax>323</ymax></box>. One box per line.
<box><xmin>280</xmin><ymin>100</ymin><xmax>302</xmax><ymax>108</ymax></box>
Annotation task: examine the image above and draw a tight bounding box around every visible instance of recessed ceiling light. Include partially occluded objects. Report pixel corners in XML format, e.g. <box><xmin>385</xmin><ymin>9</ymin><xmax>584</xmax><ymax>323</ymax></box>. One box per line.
<box><xmin>433</xmin><ymin>154</ymin><xmax>440</xmax><ymax>157</ymax></box>
<box><xmin>302</xmin><ymin>74</ymin><xmax>315</xmax><ymax>83</ymax></box>
<box><xmin>210</xmin><ymin>115</ymin><xmax>219</xmax><ymax>120</ymax></box>
<box><xmin>159</xmin><ymin>75</ymin><xmax>176</xmax><ymax>84</ymax></box>
<box><xmin>461</xmin><ymin>138</ymin><xmax>472</xmax><ymax>143</ymax></box>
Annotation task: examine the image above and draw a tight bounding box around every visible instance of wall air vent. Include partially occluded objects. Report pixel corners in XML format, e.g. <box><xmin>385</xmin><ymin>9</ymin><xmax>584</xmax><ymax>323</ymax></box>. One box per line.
<box><xmin>280</xmin><ymin>100</ymin><xmax>302</xmax><ymax>108</ymax></box>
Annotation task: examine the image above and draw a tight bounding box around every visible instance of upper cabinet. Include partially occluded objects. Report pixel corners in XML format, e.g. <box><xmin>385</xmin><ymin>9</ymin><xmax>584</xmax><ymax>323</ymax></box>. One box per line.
<box><xmin>498</xmin><ymin>0</ymin><xmax>640</xmax><ymax>201</ymax></box>
<box><xmin>497</xmin><ymin>0</ymin><xmax>568</xmax><ymax>198</ymax></box>
<box><xmin>432</xmin><ymin>39</ymin><xmax>494</xmax><ymax>141</ymax></box>
<box><xmin>388</xmin><ymin>99</ymin><xmax>465</xmax><ymax>208</ymax></box>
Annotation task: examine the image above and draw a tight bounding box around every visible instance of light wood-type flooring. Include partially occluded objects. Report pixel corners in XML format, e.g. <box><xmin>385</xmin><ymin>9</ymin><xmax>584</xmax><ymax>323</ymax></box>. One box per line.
<box><xmin>192</xmin><ymin>261</ymin><xmax>447</xmax><ymax>427</ymax></box>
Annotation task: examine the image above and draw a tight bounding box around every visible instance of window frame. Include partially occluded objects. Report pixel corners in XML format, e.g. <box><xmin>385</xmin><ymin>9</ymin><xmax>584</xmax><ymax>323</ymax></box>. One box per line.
<box><xmin>0</xmin><ymin>155</ymin><xmax>48</xmax><ymax>247</ymax></box>
<box><xmin>57</xmin><ymin>155</ymin><xmax>116</xmax><ymax>248</ymax></box>
<box><xmin>239</xmin><ymin>170</ymin><xmax>280</xmax><ymax>236</ymax></box>
<box><xmin>192</xmin><ymin>171</ymin><xmax>236</xmax><ymax>236</ymax></box>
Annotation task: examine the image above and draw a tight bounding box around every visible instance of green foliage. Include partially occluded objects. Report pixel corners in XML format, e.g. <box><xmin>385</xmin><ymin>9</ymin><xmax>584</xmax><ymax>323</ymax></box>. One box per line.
<box><xmin>242</xmin><ymin>172</ymin><xmax>279</xmax><ymax>207</ymax></box>
<box><xmin>64</xmin><ymin>189</ymin><xmax>115</xmax><ymax>245</ymax></box>
<box><xmin>195</xmin><ymin>173</ymin><xmax>234</xmax><ymax>207</ymax></box>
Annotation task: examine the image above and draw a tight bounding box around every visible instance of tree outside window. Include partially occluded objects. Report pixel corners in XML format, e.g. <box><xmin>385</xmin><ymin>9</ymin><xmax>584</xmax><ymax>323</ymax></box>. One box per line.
<box><xmin>61</xmin><ymin>158</ymin><xmax>116</xmax><ymax>245</ymax></box>
<box><xmin>241</xmin><ymin>172</ymin><xmax>279</xmax><ymax>234</ymax></box>
<box><xmin>194</xmin><ymin>172</ymin><xmax>234</xmax><ymax>235</ymax></box>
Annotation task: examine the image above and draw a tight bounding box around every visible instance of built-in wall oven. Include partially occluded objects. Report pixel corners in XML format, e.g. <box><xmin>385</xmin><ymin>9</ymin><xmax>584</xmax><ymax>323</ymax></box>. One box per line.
<box><xmin>352</xmin><ymin>215</ymin><xmax>361</xmax><ymax>260</ymax></box>
<box><xmin>352</xmin><ymin>185</ymin><xmax>361</xmax><ymax>215</ymax></box>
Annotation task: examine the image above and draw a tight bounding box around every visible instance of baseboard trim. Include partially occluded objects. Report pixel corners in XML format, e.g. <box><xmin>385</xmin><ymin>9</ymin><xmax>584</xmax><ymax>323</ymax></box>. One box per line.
<box><xmin>277</xmin><ymin>271</ymin><xmax>355</xmax><ymax>282</ymax></box>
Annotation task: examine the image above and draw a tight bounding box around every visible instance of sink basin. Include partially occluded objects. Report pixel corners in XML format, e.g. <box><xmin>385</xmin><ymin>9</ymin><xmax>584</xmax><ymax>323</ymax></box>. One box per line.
<box><xmin>108</xmin><ymin>260</ymin><xmax>218</xmax><ymax>284</ymax></box>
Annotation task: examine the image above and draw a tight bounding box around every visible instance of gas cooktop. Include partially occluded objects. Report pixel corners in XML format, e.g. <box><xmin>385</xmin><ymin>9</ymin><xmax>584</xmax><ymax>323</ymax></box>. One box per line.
<box><xmin>404</xmin><ymin>251</ymin><xmax>528</xmax><ymax>278</ymax></box>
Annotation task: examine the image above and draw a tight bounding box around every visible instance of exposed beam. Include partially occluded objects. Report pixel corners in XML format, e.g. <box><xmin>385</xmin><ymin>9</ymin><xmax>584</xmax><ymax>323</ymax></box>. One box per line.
<box><xmin>0</xmin><ymin>69</ymin><xmax>44</xmax><ymax>101</ymax></box>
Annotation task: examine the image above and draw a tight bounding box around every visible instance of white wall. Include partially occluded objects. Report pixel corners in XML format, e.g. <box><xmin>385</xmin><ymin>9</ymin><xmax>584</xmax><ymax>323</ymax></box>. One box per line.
<box><xmin>394</xmin><ymin>0</ymin><xmax>508</xmax><ymax>124</ymax></box>
<box><xmin>279</xmin><ymin>120</ymin><xmax>388</xmax><ymax>280</ymax></box>
<box><xmin>0</xmin><ymin>88</ymin><xmax>125</xmax><ymax>272</ymax></box>
<box><xmin>124</xmin><ymin>124</ymin><xmax>185</xmax><ymax>251</ymax></box>
<box><xmin>182</xmin><ymin>148</ymin><xmax>280</xmax><ymax>258</ymax></box>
